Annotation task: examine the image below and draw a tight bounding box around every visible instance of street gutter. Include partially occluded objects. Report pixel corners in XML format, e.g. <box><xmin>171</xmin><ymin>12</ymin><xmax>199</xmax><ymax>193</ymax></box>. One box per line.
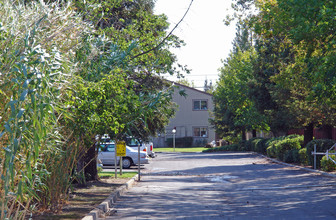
<box><xmin>257</xmin><ymin>153</ymin><xmax>336</xmax><ymax>178</ymax></box>
<box><xmin>82</xmin><ymin>174</ymin><xmax>138</xmax><ymax>220</ymax></box>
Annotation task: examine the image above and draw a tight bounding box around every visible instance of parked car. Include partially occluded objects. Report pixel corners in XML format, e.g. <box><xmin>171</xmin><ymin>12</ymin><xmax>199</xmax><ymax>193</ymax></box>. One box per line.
<box><xmin>98</xmin><ymin>142</ymin><xmax>149</xmax><ymax>169</ymax></box>
<box><xmin>126</xmin><ymin>137</ymin><xmax>156</xmax><ymax>158</ymax></box>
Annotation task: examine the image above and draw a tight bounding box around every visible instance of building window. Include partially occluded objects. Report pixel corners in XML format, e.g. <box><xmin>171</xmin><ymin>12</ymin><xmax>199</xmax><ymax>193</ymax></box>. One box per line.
<box><xmin>193</xmin><ymin>100</ymin><xmax>208</xmax><ymax>110</ymax></box>
<box><xmin>193</xmin><ymin>127</ymin><xmax>208</xmax><ymax>137</ymax></box>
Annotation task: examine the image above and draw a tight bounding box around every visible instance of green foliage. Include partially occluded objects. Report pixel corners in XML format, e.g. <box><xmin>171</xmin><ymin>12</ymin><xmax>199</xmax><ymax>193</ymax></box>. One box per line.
<box><xmin>276</xmin><ymin>0</ymin><xmax>336</xmax><ymax>108</ymax></box>
<box><xmin>204</xmin><ymin>135</ymin><xmax>307</xmax><ymax>165</ymax></box>
<box><xmin>0</xmin><ymin>0</ymin><xmax>90</xmax><ymax>216</ymax></box>
<box><xmin>213</xmin><ymin>48</ymin><xmax>269</xmax><ymax>139</ymax></box>
<box><xmin>321</xmin><ymin>151</ymin><xmax>336</xmax><ymax>172</ymax></box>
<box><xmin>282</xmin><ymin>149</ymin><xmax>301</xmax><ymax>164</ymax></box>
<box><xmin>255</xmin><ymin>138</ymin><xmax>269</xmax><ymax>153</ymax></box>
<box><xmin>299</xmin><ymin>148</ymin><xmax>308</xmax><ymax>165</ymax></box>
<box><xmin>73</xmin><ymin>0</ymin><xmax>187</xmax><ymax>77</ymax></box>
<box><xmin>265</xmin><ymin>135</ymin><xmax>303</xmax><ymax>159</ymax></box>
<box><xmin>266</xmin><ymin>137</ymin><xmax>287</xmax><ymax>158</ymax></box>
<box><xmin>250</xmin><ymin>0</ymin><xmax>336</xmax><ymax>137</ymax></box>
<box><xmin>0</xmin><ymin>0</ymin><xmax>183</xmax><ymax>216</ymax></box>
<box><xmin>274</xmin><ymin>137</ymin><xmax>303</xmax><ymax>162</ymax></box>
<box><xmin>165</xmin><ymin>137</ymin><xmax>194</xmax><ymax>148</ymax></box>
<box><xmin>222</xmin><ymin>0</ymin><xmax>336</xmax><ymax>146</ymax></box>
<box><xmin>71</xmin><ymin>0</ymin><xmax>181</xmax><ymax>142</ymax></box>
<box><xmin>243</xmin><ymin>137</ymin><xmax>264</xmax><ymax>152</ymax></box>
<box><xmin>305</xmin><ymin>139</ymin><xmax>336</xmax><ymax>168</ymax></box>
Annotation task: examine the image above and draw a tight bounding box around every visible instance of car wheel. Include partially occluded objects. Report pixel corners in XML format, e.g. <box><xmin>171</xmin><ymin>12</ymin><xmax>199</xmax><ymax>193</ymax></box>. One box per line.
<box><xmin>122</xmin><ymin>157</ymin><xmax>132</xmax><ymax>169</ymax></box>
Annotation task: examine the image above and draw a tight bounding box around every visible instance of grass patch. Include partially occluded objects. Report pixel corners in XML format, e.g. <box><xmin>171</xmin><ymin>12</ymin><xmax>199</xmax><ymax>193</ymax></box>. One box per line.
<box><xmin>155</xmin><ymin>147</ymin><xmax>207</xmax><ymax>153</ymax></box>
<box><xmin>99</xmin><ymin>171</ymin><xmax>138</xmax><ymax>178</ymax></box>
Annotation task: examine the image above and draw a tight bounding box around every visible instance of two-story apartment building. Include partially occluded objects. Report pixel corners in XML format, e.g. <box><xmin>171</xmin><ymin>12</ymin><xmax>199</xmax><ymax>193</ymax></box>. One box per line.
<box><xmin>153</xmin><ymin>82</ymin><xmax>216</xmax><ymax>148</ymax></box>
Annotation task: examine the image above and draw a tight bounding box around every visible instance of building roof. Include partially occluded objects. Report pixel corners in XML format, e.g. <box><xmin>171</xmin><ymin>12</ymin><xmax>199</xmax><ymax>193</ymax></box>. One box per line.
<box><xmin>169</xmin><ymin>81</ymin><xmax>214</xmax><ymax>97</ymax></box>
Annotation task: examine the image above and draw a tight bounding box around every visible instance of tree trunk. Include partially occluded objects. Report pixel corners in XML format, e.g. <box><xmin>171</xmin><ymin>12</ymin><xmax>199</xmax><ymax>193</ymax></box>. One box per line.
<box><xmin>242</xmin><ymin>128</ymin><xmax>247</xmax><ymax>141</ymax></box>
<box><xmin>252</xmin><ymin>129</ymin><xmax>257</xmax><ymax>138</ymax></box>
<box><xmin>84</xmin><ymin>143</ymin><xmax>98</xmax><ymax>181</ymax></box>
<box><xmin>303</xmin><ymin>123</ymin><xmax>314</xmax><ymax>147</ymax></box>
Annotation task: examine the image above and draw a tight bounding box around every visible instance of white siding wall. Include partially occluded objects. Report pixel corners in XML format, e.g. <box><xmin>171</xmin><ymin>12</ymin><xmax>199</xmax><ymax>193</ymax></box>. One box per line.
<box><xmin>153</xmin><ymin>84</ymin><xmax>216</xmax><ymax>147</ymax></box>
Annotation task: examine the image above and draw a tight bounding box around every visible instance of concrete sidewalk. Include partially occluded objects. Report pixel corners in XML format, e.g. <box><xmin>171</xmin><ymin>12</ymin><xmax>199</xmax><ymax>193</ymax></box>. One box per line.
<box><xmin>82</xmin><ymin>174</ymin><xmax>139</xmax><ymax>220</ymax></box>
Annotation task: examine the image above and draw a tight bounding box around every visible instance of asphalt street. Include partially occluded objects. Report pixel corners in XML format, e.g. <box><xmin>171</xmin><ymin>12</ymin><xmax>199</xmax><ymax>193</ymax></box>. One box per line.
<box><xmin>103</xmin><ymin>152</ymin><xmax>336</xmax><ymax>219</ymax></box>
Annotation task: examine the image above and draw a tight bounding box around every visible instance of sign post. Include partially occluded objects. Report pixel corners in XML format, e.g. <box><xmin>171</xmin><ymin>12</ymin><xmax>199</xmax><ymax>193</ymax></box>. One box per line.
<box><xmin>172</xmin><ymin>127</ymin><xmax>176</xmax><ymax>152</ymax></box>
<box><xmin>116</xmin><ymin>141</ymin><xmax>126</xmax><ymax>175</ymax></box>
<box><xmin>138</xmin><ymin>142</ymin><xmax>141</xmax><ymax>181</ymax></box>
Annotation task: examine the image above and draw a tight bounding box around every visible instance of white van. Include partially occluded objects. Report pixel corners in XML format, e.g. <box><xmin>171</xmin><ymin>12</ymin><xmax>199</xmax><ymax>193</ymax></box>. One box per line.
<box><xmin>125</xmin><ymin>137</ymin><xmax>156</xmax><ymax>158</ymax></box>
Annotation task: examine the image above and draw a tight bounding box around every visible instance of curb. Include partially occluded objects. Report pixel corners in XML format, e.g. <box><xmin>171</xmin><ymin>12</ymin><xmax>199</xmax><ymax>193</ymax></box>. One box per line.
<box><xmin>258</xmin><ymin>153</ymin><xmax>336</xmax><ymax>178</ymax></box>
<box><xmin>82</xmin><ymin>174</ymin><xmax>138</xmax><ymax>220</ymax></box>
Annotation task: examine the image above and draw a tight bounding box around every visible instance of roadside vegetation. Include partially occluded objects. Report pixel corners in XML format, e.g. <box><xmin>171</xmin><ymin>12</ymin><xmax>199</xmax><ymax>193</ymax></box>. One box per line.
<box><xmin>210</xmin><ymin>1</ymin><xmax>336</xmax><ymax>172</ymax></box>
<box><xmin>0</xmin><ymin>0</ymin><xmax>189</xmax><ymax>218</ymax></box>
<box><xmin>204</xmin><ymin>136</ymin><xmax>336</xmax><ymax>172</ymax></box>
<box><xmin>212</xmin><ymin>0</ymin><xmax>336</xmax><ymax>147</ymax></box>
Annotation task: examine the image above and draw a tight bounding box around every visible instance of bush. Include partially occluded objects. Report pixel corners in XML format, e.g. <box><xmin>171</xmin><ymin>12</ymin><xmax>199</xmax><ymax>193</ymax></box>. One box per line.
<box><xmin>166</xmin><ymin>137</ymin><xmax>193</xmax><ymax>148</ymax></box>
<box><xmin>266</xmin><ymin>139</ymin><xmax>279</xmax><ymax>158</ymax></box>
<box><xmin>299</xmin><ymin>148</ymin><xmax>308</xmax><ymax>165</ymax></box>
<box><xmin>305</xmin><ymin>139</ymin><xmax>336</xmax><ymax>168</ymax></box>
<box><xmin>243</xmin><ymin>137</ymin><xmax>264</xmax><ymax>152</ymax></box>
<box><xmin>321</xmin><ymin>151</ymin><xmax>336</xmax><ymax>172</ymax></box>
<box><xmin>266</xmin><ymin>135</ymin><xmax>303</xmax><ymax>159</ymax></box>
<box><xmin>283</xmin><ymin>149</ymin><xmax>300</xmax><ymax>163</ymax></box>
<box><xmin>238</xmin><ymin>140</ymin><xmax>248</xmax><ymax>151</ymax></box>
<box><xmin>255</xmin><ymin>138</ymin><xmax>269</xmax><ymax>153</ymax></box>
<box><xmin>274</xmin><ymin>137</ymin><xmax>303</xmax><ymax>162</ymax></box>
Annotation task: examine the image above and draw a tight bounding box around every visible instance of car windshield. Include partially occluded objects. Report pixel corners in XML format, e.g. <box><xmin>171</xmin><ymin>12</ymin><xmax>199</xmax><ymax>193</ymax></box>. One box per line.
<box><xmin>126</xmin><ymin>138</ymin><xmax>141</xmax><ymax>146</ymax></box>
<box><xmin>99</xmin><ymin>144</ymin><xmax>115</xmax><ymax>152</ymax></box>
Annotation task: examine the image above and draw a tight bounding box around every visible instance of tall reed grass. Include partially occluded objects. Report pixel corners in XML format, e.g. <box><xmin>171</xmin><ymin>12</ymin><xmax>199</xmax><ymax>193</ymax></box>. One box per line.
<box><xmin>0</xmin><ymin>0</ymin><xmax>90</xmax><ymax>218</ymax></box>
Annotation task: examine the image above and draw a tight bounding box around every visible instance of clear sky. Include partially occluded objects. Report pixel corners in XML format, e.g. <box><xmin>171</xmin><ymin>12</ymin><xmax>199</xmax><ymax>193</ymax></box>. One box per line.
<box><xmin>154</xmin><ymin>0</ymin><xmax>236</xmax><ymax>90</ymax></box>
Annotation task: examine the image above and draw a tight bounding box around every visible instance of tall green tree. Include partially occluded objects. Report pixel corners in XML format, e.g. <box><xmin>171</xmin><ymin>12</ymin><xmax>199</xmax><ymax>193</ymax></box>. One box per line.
<box><xmin>251</xmin><ymin>0</ymin><xmax>336</xmax><ymax>144</ymax></box>
<box><xmin>276</xmin><ymin>0</ymin><xmax>336</xmax><ymax>108</ymax></box>
<box><xmin>65</xmin><ymin>0</ymin><xmax>185</xmax><ymax>180</ymax></box>
<box><xmin>71</xmin><ymin>0</ymin><xmax>184</xmax><ymax>140</ymax></box>
<box><xmin>213</xmin><ymin>49</ymin><xmax>269</xmax><ymax>140</ymax></box>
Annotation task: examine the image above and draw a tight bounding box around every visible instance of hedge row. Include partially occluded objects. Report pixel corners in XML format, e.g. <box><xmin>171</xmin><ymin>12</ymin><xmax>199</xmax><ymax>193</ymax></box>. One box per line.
<box><xmin>203</xmin><ymin>136</ymin><xmax>336</xmax><ymax>171</ymax></box>
<box><xmin>166</xmin><ymin>137</ymin><xmax>193</xmax><ymax>148</ymax></box>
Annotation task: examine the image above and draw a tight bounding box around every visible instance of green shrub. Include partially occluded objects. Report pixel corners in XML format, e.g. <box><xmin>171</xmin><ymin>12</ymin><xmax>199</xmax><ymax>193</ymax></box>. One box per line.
<box><xmin>305</xmin><ymin>139</ymin><xmax>336</xmax><ymax>168</ymax></box>
<box><xmin>194</xmin><ymin>138</ymin><xmax>208</xmax><ymax>147</ymax></box>
<box><xmin>255</xmin><ymin>138</ymin><xmax>268</xmax><ymax>154</ymax></box>
<box><xmin>274</xmin><ymin>137</ymin><xmax>303</xmax><ymax>162</ymax></box>
<box><xmin>321</xmin><ymin>151</ymin><xmax>336</xmax><ymax>172</ymax></box>
<box><xmin>283</xmin><ymin>149</ymin><xmax>300</xmax><ymax>163</ymax></box>
<box><xmin>243</xmin><ymin>137</ymin><xmax>264</xmax><ymax>152</ymax></box>
<box><xmin>265</xmin><ymin>137</ymin><xmax>286</xmax><ymax>158</ymax></box>
<box><xmin>266</xmin><ymin>135</ymin><xmax>303</xmax><ymax>159</ymax></box>
<box><xmin>266</xmin><ymin>144</ymin><xmax>277</xmax><ymax>158</ymax></box>
<box><xmin>238</xmin><ymin>140</ymin><xmax>248</xmax><ymax>151</ymax></box>
<box><xmin>166</xmin><ymin>137</ymin><xmax>193</xmax><ymax>148</ymax></box>
<box><xmin>299</xmin><ymin>148</ymin><xmax>308</xmax><ymax>165</ymax></box>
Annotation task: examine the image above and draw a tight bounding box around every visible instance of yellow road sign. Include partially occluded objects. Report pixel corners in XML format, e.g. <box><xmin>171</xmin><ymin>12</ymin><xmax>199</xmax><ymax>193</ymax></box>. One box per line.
<box><xmin>116</xmin><ymin>141</ymin><xmax>126</xmax><ymax>156</ymax></box>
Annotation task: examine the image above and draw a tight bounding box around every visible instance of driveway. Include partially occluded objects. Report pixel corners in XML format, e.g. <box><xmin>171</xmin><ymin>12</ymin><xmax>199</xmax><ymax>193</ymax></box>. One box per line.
<box><xmin>104</xmin><ymin>152</ymin><xmax>336</xmax><ymax>219</ymax></box>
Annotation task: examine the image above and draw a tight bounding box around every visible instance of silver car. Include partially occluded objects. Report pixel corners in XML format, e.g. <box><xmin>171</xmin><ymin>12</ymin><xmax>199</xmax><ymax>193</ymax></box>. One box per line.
<box><xmin>98</xmin><ymin>142</ymin><xmax>149</xmax><ymax>169</ymax></box>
